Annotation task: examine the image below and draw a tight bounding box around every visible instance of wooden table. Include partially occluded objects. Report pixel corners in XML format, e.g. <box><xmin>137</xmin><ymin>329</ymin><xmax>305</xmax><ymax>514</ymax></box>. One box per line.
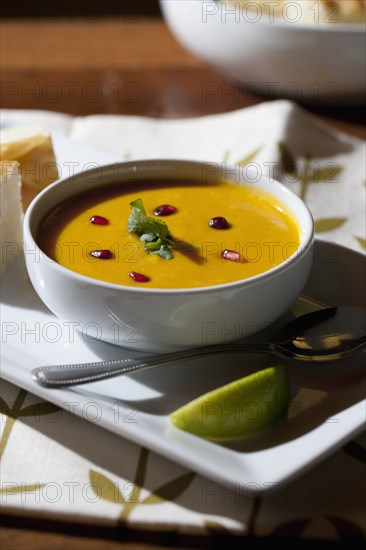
<box><xmin>1</xmin><ymin>16</ymin><xmax>365</xmax><ymax>550</ymax></box>
<box><xmin>1</xmin><ymin>18</ymin><xmax>365</xmax><ymax>138</ymax></box>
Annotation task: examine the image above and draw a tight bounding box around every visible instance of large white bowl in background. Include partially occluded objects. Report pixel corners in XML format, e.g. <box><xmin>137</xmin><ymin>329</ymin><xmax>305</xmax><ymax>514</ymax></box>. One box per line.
<box><xmin>159</xmin><ymin>0</ymin><xmax>366</xmax><ymax>105</ymax></box>
<box><xmin>23</xmin><ymin>159</ymin><xmax>314</xmax><ymax>352</ymax></box>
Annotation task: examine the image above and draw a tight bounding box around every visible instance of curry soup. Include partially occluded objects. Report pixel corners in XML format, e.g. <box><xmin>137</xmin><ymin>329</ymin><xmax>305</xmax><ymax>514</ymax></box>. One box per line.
<box><xmin>38</xmin><ymin>179</ymin><xmax>301</xmax><ymax>289</ymax></box>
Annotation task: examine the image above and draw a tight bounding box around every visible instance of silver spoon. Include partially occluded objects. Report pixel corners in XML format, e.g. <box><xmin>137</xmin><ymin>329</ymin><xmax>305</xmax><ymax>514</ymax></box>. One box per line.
<box><xmin>31</xmin><ymin>306</ymin><xmax>366</xmax><ymax>388</ymax></box>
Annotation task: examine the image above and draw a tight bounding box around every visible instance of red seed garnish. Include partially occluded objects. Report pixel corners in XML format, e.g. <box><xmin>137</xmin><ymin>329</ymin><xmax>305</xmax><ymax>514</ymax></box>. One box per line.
<box><xmin>90</xmin><ymin>249</ymin><xmax>113</xmax><ymax>259</ymax></box>
<box><xmin>154</xmin><ymin>204</ymin><xmax>177</xmax><ymax>216</ymax></box>
<box><xmin>129</xmin><ymin>271</ymin><xmax>150</xmax><ymax>283</ymax></box>
<box><xmin>222</xmin><ymin>249</ymin><xmax>241</xmax><ymax>262</ymax></box>
<box><xmin>90</xmin><ymin>215</ymin><xmax>109</xmax><ymax>225</ymax></box>
<box><xmin>209</xmin><ymin>216</ymin><xmax>230</xmax><ymax>229</ymax></box>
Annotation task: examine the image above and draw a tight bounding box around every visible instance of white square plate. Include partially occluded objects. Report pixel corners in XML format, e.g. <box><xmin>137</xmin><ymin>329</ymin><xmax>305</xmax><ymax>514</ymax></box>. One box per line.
<box><xmin>1</xmin><ymin>134</ymin><xmax>365</xmax><ymax>494</ymax></box>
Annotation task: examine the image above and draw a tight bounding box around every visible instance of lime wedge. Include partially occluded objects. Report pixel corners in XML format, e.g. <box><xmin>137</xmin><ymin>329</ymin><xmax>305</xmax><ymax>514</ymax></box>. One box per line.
<box><xmin>170</xmin><ymin>366</ymin><xmax>291</xmax><ymax>441</ymax></box>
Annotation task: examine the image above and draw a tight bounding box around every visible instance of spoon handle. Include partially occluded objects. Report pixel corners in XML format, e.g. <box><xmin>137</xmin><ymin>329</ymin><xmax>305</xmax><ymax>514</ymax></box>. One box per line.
<box><xmin>31</xmin><ymin>343</ymin><xmax>271</xmax><ymax>388</ymax></box>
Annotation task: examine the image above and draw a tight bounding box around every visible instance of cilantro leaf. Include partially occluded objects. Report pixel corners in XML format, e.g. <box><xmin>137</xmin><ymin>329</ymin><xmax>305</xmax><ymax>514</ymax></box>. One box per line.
<box><xmin>128</xmin><ymin>198</ymin><xmax>176</xmax><ymax>259</ymax></box>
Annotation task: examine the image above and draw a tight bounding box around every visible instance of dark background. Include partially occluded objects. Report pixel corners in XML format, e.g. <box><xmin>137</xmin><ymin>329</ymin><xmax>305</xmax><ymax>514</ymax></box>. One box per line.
<box><xmin>1</xmin><ymin>0</ymin><xmax>162</xmax><ymax>17</ymax></box>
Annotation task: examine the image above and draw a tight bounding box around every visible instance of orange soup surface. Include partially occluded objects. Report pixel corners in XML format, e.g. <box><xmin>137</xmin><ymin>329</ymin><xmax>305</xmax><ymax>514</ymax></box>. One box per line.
<box><xmin>38</xmin><ymin>179</ymin><xmax>301</xmax><ymax>289</ymax></box>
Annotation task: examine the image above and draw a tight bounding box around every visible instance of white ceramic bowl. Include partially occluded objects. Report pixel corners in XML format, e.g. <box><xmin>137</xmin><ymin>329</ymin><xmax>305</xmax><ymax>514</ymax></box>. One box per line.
<box><xmin>23</xmin><ymin>159</ymin><xmax>314</xmax><ymax>352</ymax></box>
<box><xmin>160</xmin><ymin>0</ymin><xmax>366</xmax><ymax>104</ymax></box>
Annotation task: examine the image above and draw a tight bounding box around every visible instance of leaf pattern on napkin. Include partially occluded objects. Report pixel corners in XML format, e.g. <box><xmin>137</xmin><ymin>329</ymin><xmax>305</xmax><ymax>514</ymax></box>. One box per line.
<box><xmin>314</xmin><ymin>218</ymin><xmax>347</xmax><ymax>233</ymax></box>
<box><xmin>278</xmin><ymin>141</ymin><xmax>298</xmax><ymax>175</ymax></box>
<box><xmin>0</xmin><ymin>388</ymin><xmax>57</xmax><ymax>498</ymax></box>
<box><xmin>355</xmin><ymin>237</ymin><xmax>366</xmax><ymax>250</ymax></box>
<box><xmin>276</xmin><ymin>142</ymin><xmax>365</xmax><ymax>249</ymax></box>
<box><xmin>222</xmin><ymin>146</ymin><xmax>262</xmax><ymax>165</ymax></box>
<box><xmin>90</xmin><ymin>447</ymin><xmax>195</xmax><ymax>522</ymax></box>
<box><xmin>1</xmin><ymin>389</ymin><xmax>27</xmax><ymax>459</ymax></box>
<box><xmin>278</xmin><ymin>142</ymin><xmax>344</xmax><ymax>201</ymax></box>
<box><xmin>237</xmin><ymin>146</ymin><xmax>263</xmax><ymax>166</ymax></box>
<box><xmin>204</xmin><ymin>519</ymin><xmax>229</xmax><ymax>532</ymax></box>
<box><xmin>89</xmin><ymin>470</ymin><xmax>126</xmax><ymax>505</ymax></box>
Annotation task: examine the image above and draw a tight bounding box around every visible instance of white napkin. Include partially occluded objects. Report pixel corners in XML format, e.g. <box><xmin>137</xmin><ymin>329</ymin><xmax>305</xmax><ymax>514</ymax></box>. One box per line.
<box><xmin>1</xmin><ymin>101</ymin><xmax>365</xmax><ymax>539</ymax></box>
<box><xmin>2</xmin><ymin>100</ymin><xmax>365</xmax><ymax>254</ymax></box>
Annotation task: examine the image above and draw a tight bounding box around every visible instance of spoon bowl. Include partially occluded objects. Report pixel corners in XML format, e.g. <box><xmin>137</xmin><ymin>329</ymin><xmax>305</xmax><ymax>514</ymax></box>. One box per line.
<box><xmin>31</xmin><ymin>306</ymin><xmax>366</xmax><ymax>388</ymax></box>
<box><xmin>270</xmin><ymin>306</ymin><xmax>366</xmax><ymax>361</ymax></box>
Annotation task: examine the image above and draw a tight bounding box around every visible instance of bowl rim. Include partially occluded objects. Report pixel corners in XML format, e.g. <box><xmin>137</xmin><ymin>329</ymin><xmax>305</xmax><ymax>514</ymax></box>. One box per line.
<box><xmin>23</xmin><ymin>158</ymin><xmax>315</xmax><ymax>295</ymax></box>
<box><xmin>159</xmin><ymin>0</ymin><xmax>366</xmax><ymax>33</ymax></box>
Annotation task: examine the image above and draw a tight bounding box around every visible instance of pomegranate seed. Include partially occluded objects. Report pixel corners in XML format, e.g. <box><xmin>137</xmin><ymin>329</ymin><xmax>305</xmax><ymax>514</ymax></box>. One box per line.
<box><xmin>209</xmin><ymin>216</ymin><xmax>230</xmax><ymax>229</ymax></box>
<box><xmin>90</xmin><ymin>249</ymin><xmax>113</xmax><ymax>259</ymax></box>
<box><xmin>129</xmin><ymin>271</ymin><xmax>150</xmax><ymax>283</ymax></box>
<box><xmin>154</xmin><ymin>204</ymin><xmax>177</xmax><ymax>216</ymax></box>
<box><xmin>222</xmin><ymin>249</ymin><xmax>241</xmax><ymax>262</ymax></box>
<box><xmin>90</xmin><ymin>215</ymin><xmax>109</xmax><ymax>225</ymax></box>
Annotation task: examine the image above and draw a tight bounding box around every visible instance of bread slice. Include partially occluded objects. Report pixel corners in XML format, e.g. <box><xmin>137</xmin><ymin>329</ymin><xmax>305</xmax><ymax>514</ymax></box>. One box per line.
<box><xmin>0</xmin><ymin>161</ymin><xmax>23</xmax><ymax>276</ymax></box>
<box><xmin>0</xmin><ymin>125</ymin><xmax>59</xmax><ymax>211</ymax></box>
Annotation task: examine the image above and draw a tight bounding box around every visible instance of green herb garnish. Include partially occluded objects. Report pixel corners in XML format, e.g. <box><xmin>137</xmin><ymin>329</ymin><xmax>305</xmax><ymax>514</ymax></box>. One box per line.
<box><xmin>128</xmin><ymin>198</ymin><xmax>177</xmax><ymax>259</ymax></box>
